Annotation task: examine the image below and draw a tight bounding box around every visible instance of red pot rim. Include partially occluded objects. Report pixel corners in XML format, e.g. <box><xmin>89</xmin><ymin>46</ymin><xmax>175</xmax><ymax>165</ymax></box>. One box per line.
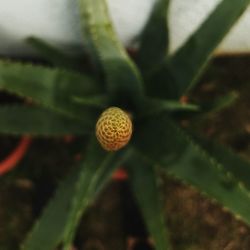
<box><xmin>0</xmin><ymin>136</ymin><xmax>32</xmax><ymax>176</ymax></box>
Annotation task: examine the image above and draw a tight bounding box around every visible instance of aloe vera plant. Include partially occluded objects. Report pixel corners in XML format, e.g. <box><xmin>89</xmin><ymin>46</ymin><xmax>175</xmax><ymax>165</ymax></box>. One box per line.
<box><xmin>1</xmin><ymin>0</ymin><xmax>250</xmax><ymax>249</ymax></box>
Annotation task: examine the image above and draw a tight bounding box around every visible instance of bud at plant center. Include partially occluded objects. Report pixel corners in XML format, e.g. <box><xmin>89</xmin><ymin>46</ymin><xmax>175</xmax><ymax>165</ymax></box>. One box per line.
<box><xmin>96</xmin><ymin>107</ymin><xmax>133</xmax><ymax>151</ymax></box>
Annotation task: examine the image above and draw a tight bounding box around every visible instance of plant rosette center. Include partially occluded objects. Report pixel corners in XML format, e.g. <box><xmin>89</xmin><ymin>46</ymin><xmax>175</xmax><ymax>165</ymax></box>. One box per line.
<box><xmin>95</xmin><ymin>107</ymin><xmax>133</xmax><ymax>151</ymax></box>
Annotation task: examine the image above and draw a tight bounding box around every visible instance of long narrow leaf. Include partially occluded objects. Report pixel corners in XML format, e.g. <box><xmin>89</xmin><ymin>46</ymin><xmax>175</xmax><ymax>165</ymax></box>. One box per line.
<box><xmin>192</xmin><ymin>133</ymin><xmax>250</xmax><ymax>190</ymax></box>
<box><xmin>26</xmin><ymin>37</ymin><xmax>82</xmax><ymax>70</ymax></box>
<box><xmin>127</xmin><ymin>151</ymin><xmax>172</xmax><ymax>250</ymax></box>
<box><xmin>201</xmin><ymin>91</ymin><xmax>239</xmax><ymax>114</ymax></box>
<box><xmin>22</xmin><ymin>139</ymin><xmax>131</xmax><ymax>250</ymax></box>
<box><xmin>0</xmin><ymin>60</ymin><xmax>101</xmax><ymax>122</ymax></box>
<box><xmin>62</xmin><ymin>143</ymin><xmax>132</xmax><ymax>249</ymax></box>
<box><xmin>137</xmin><ymin>0</ymin><xmax>169</xmax><ymax>73</ymax></box>
<box><xmin>148</xmin><ymin>0</ymin><xmax>250</xmax><ymax>99</ymax></box>
<box><xmin>78</xmin><ymin>0</ymin><xmax>144</xmax><ymax>109</ymax></box>
<box><xmin>134</xmin><ymin>115</ymin><xmax>250</xmax><ymax>225</ymax></box>
<box><xmin>0</xmin><ymin>105</ymin><xmax>89</xmax><ymax>136</ymax></box>
<box><xmin>22</xmin><ymin>164</ymin><xmax>80</xmax><ymax>250</ymax></box>
<box><xmin>139</xmin><ymin>98</ymin><xmax>199</xmax><ymax>118</ymax></box>
<box><xmin>72</xmin><ymin>95</ymin><xmax>108</xmax><ymax>108</ymax></box>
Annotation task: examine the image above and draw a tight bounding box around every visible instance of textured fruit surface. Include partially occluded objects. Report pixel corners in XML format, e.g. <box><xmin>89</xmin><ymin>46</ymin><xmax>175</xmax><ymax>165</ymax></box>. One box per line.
<box><xmin>96</xmin><ymin>107</ymin><xmax>133</xmax><ymax>151</ymax></box>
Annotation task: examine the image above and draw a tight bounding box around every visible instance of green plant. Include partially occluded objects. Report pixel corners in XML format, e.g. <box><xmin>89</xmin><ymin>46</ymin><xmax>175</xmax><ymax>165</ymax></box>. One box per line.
<box><xmin>1</xmin><ymin>0</ymin><xmax>250</xmax><ymax>249</ymax></box>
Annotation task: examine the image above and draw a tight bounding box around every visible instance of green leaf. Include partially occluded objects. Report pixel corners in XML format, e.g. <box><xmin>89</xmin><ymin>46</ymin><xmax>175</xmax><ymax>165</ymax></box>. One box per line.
<box><xmin>78</xmin><ymin>0</ymin><xmax>144</xmax><ymax>109</ymax></box>
<box><xmin>127</xmin><ymin>151</ymin><xmax>172</xmax><ymax>250</ymax></box>
<box><xmin>137</xmin><ymin>0</ymin><xmax>169</xmax><ymax>73</ymax></box>
<box><xmin>26</xmin><ymin>37</ymin><xmax>82</xmax><ymax>70</ymax></box>
<box><xmin>22</xmin><ymin>139</ymin><xmax>131</xmax><ymax>250</ymax></box>
<box><xmin>0</xmin><ymin>105</ymin><xmax>90</xmax><ymax>136</ymax></box>
<box><xmin>134</xmin><ymin>115</ymin><xmax>250</xmax><ymax>225</ymax></box>
<box><xmin>140</xmin><ymin>97</ymin><xmax>199</xmax><ymax>118</ymax></box>
<box><xmin>191</xmin><ymin>133</ymin><xmax>250</xmax><ymax>190</ymax></box>
<box><xmin>22</xmin><ymin>161</ymin><xmax>80</xmax><ymax>250</ymax></box>
<box><xmin>201</xmin><ymin>91</ymin><xmax>239</xmax><ymax>114</ymax></box>
<box><xmin>72</xmin><ymin>95</ymin><xmax>108</xmax><ymax>108</ymax></box>
<box><xmin>62</xmin><ymin>143</ymin><xmax>132</xmax><ymax>249</ymax></box>
<box><xmin>0</xmin><ymin>60</ymin><xmax>101</xmax><ymax>122</ymax></box>
<box><xmin>148</xmin><ymin>0</ymin><xmax>250</xmax><ymax>99</ymax></box>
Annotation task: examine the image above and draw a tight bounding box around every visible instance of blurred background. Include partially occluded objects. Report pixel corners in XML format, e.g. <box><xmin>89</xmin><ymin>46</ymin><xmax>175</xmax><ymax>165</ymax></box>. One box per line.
<box><xmin>0</xmin><ymin>0</ymin><xmax>250</xmax><ymax>56</ymax></box>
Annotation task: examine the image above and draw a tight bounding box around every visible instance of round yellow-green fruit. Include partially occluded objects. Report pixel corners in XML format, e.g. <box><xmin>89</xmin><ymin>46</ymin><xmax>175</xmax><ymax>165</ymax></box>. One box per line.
<box><xmin>95</xmin><ymin>107</ymin><xmax>133</xmax><ymax>151</ymax></box>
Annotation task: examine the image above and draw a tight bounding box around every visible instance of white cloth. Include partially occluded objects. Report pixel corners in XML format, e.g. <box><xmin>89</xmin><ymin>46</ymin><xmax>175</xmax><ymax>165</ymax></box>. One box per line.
<box><xmin>0</xmin><ymin>0</ymin><xmax>249</xmax><ymax>56</ymax></box>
